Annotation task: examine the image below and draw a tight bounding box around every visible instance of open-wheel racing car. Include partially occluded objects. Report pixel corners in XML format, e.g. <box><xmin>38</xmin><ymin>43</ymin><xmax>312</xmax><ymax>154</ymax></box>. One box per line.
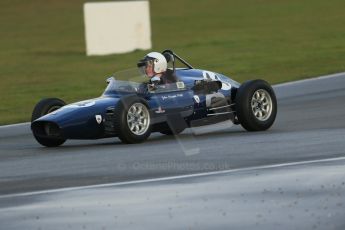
<box><xmin>31</xmin><ymin>50</ymin><xmax>277</xmax><ymax>147</ymax></box>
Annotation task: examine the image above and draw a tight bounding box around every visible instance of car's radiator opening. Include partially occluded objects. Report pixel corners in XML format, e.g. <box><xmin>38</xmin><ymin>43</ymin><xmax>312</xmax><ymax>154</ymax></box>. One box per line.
<box><xmin>32</xmin><ymin>121</ymin><xmax>62</xmax><ymax>138</ymax></box>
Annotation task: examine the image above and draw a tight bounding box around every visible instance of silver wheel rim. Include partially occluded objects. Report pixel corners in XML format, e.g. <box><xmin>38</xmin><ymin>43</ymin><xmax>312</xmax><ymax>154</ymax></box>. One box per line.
<box><xmin>251</xmin><ymin>89</ymin><xmax>273</xmax><ymax>121</ymax></box>
<box><xmin>127</xmin><ymin>103</ymin><xmax>150</xmax><ymax>135</ymax></box>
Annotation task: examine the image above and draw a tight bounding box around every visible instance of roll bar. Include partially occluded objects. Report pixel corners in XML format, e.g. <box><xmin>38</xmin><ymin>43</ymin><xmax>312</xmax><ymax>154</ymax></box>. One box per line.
<box><xmin>162</xmin><ymin>49</ymin><xmax>194</xmax><ymax>70</ymax></box>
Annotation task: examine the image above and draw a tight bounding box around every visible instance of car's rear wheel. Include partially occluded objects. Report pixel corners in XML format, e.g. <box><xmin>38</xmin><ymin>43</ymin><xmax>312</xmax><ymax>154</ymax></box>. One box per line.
<box><xmin>31</xmin><ymin>98</ymin><xmax>66</xmax><ymax>147</ymax></box>
<box><xmin>114</xmin><ymin>97</ymin><xmax>151</xmax><ymax>144</ymax></box>
<box><xmin>235</xmin><ymin>80</ymin><xmax>277</xmax><ymax>131</ymax></box>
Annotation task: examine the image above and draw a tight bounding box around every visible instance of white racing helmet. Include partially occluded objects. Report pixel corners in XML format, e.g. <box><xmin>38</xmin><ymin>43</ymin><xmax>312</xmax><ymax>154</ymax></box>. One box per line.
<box><xmin>137</xmin><ymin>52</ymin><xmax>167</xmax><ymax>75</ymax></box>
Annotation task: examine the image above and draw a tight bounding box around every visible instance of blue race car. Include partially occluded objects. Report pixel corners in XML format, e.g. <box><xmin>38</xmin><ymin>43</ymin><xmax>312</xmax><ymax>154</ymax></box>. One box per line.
<box><xmin>31</xmin><ymin>50</ymin><xmax>277</xmax><ymax>147</ymax></box>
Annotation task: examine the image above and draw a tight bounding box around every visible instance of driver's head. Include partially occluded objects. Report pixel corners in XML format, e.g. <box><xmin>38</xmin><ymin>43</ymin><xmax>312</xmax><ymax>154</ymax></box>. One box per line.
<box><xmin>137</xmin><ymin>52</ymin><xmax>167</xmax><ymax>78</ymax></box>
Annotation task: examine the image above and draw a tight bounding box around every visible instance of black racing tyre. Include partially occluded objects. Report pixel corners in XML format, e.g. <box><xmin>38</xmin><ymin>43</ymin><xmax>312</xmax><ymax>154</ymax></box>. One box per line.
<box><xmin>113</xmin><ymin>96</ymin><xmax>151</xmax><ymax>144</ymax></box>
<box><xmin>31</xmin><ymin>98</ymin><xmax>66</xmax><ymax>122</ymax></box>
<box><xmin>31</xmin><ymin>98</ymin><xmax>66</xmax><ymax>147</ymax></box>
<box><xmin>33</xmin><ymin>131</ymin><xmax>66</xmax><ymax>147</ymax></box>
<box><xmin>235</xmin><ymin>80</ymin><xmax>277</xmax><ymax>131</ymax></box>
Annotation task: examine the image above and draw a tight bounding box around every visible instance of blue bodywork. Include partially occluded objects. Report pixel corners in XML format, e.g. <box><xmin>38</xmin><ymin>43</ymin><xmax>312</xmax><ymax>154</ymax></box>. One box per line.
<box><xmin>32</xmin><ymin>68</ymin><xmax>240</xmax><ymax>140</ymax></box>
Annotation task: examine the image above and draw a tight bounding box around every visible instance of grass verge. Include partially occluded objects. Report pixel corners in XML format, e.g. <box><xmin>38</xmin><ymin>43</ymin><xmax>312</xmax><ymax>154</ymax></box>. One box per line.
<box><xmin>0</xmin><ymin>0</ymin><xmax>344</xmax><ymax>124</ymax></box>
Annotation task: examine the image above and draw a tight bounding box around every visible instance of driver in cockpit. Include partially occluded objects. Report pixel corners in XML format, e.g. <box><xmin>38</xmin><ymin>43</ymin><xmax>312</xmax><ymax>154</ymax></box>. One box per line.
<box><xmin>137</xmin><ymin>52</ymin><xmax>177</xmax><ymax>88</ymax></box>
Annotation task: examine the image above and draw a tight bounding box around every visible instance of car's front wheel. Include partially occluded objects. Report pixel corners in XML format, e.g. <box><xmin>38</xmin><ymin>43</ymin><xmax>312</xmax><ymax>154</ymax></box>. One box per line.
<box><xmin>31</xmin><ymin>98</ymin><xmax>66</xmax><ymax>147</ymax></box>
<box><xmin>235</xmin><ymin>80</ymin><xmax>277</xmax><ymax>131</ymax></box>
<box><xmin>114</xmin><ymin>97</ymin><xmax>151</xmax><ymax>144</ymax></box>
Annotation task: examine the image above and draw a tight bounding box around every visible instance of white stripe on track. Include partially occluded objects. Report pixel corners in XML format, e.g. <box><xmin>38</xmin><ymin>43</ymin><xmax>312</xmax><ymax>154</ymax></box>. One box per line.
<box><xmin>1</xmin><ymin>155</ymin><xmax>345</xmax><ymax>199</ymax></box>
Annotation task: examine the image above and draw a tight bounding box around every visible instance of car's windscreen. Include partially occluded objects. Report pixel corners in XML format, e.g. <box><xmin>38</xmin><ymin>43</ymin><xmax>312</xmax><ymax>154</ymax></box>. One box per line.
<box><xmin>103</xmin><ymin>68</ymin><xmax>145</xmax><ymax>95</ymax></box>
<box><xmin>103</xmin><ymin>68</ymin><xmax>187</xmax><ymax>95</ymax></box>
<box><xmin>103</xmin><ymin>78</ymin><xmax>142</xmax><ymax>94</ymax></box>
<box><xmin>111</xmin><ymin>68</ymin><xmax>147</xmax><ymax>82</ymax></box>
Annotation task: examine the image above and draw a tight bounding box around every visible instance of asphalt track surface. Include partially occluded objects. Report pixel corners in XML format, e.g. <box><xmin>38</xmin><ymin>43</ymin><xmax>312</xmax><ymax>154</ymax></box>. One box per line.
<box><xmin>0</xmin><ymin>73</ymin><xmax>345</xmax><ymax>229</ymax></box>
<box><xmin>1</xmin><ymin>73</ymin><xmax>345</xmax><ymax>195</ymax></box>
<box><xmin>1</xmin><ymin>158</ymin><xmax>345</xmax><ymax>230</ymax></box>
